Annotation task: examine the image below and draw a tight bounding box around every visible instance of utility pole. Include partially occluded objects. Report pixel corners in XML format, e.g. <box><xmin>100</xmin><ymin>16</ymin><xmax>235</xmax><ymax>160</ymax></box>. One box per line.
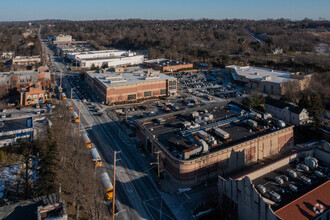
<box><xmin>71</xmin><ymin>88</ymin><xmax>73</xmax><ymax>106</ymax></box>
<box><xmin>112</xmin><ymin>151</ymin><xmax>117</xmax><ymax>220</ymax></box>
<box><xmin>78</xmin><ymin>101</ymin><xmax>81</xmax><ymax>132</ymax></box>
<box><xmin>60</xmin><ymin>70</ymin><xmax>62</xmax><ymax>91</ymax></box>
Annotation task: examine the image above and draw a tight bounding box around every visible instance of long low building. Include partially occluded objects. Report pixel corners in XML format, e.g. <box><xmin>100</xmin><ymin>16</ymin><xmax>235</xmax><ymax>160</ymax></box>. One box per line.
<box><xmin>85</xmin><ymin>68</ymin><xmax>177</xmax><ymax>104</ymax></box>
<box><xmin>12</xmin><ymin>56</ymin><xmax>41</xmax><ymax>66</ymax></box>
<box><xmin>136</xmin><ymin>102</ymin><xmax>294</xmax><ymax>187</ymax></box>
<box><xmin>67</xmin><ymin>50</ymin><xmax>144</xmax><ymax>68</ymax></box>
<box><xmin>226</xmin><ymin>65</ymin><xmax>311</xmax><ymax>95</ymax></box>
<box><xmin>0</xmin><ymin>117</ymin><xmax>34</xmax><ymax>147</ymax></box>
<box><xmin>144</xmin><ymin>58</ymin><xmax>193</xmax><ymax>72</ymax></box>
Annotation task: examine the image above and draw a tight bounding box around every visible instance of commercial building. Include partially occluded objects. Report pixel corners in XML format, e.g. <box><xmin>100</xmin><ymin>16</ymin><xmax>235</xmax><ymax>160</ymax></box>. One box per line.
<box><xmin>56</xmin><ymin>43</ymin><xmax>93</xmax><ymax>57</ymax></box>
<box><xmin>265</xmin><ymin>97</ymin><xmax>310</xmax><ymax>126</ymax></box>
<box><xmin>144</xmin><ymin>59</ymin><xmax>193</xmax><ymax>72</ymax></box>
<box><xmin>226</xmin><ymin>65</ymin><xmax>311</xmax><ymax>95</ymax></box>
<box><xmin>136</xmin><ymin>102</ymin><xmax>294</xmax><ymax>187</ymax></box>
<box><xmin>85</xmin><ymin>67</ymin><xmax>177</xmax><ymax>104</ymax></box>
<box><xmin>20</xmin><ymin>82</ymin><xmax>46</xmax><ymax>106</ymax></box>
<box><xmin>66</xmin><ymin>50</ymin><xmax>144</xmax><ymax>68</ymax></box>
<box><xmin>53</xmin><ymin>34</ymin><xmax>72</xmax><ymax>45</ymax></box>
<box><xmin>12</xmin><ymin>55</ymin><xmax>41</xmax><ymax>66</ymax></box>
<box><xmin>0</xmin><ymin>117</ymin><xmax>34</xmax><ymax>148</ymax></box>
<box><xmin>0</xmin><ymin>66</ymin><xmax>51</xmax><ymax>93</ymax></box>
<box><xmin>0</xmin><ymin>193</ymin><xmax>67</xmax><ymax>220</ymax></box>
<box><xmin>218</xmin><ymin>141</ymin><xmax>330</xmax><ymax>220</ymax></box>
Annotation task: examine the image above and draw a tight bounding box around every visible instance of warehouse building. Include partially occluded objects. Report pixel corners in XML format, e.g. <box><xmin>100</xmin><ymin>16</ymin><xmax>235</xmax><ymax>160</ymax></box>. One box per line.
<box><xmin>225</xmin><ymin>65</ymin><xmax>311</xmax><ymax>95</ymax></box>
<box><xmin>144</xmin><ymin>59</ymin><xmax>193</xmax><ymax>72</ymax></box>
<box><xmin>218</xmin><ymin>141</ymin><xmax>330</xmax><ymax>220</ymax></box>
<box><xmin>85</xmin><ymin>67</ymin><xmax>177</xmax><ymax>105</ymax></box>
<box><xmin>66</xmin><ymin>50</ymin><xmax>144</xmax><ymax>68</ymax></box>
<box><xmin>136</xmin><ymin>102</ymin><xmax>294</xmax><ymax>187</ymax></box>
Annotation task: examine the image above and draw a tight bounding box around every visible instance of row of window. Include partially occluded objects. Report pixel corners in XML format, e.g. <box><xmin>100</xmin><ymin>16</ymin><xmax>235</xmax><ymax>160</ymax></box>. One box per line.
<box><xmin>27</xmin><ymin>94</ymin><xmax>43</xmax><ymax>99</ymax></box>
<box><xmin>127</xmin><ymin>89</ymin><xmax>167</xmax><ymax>100</ymax></box>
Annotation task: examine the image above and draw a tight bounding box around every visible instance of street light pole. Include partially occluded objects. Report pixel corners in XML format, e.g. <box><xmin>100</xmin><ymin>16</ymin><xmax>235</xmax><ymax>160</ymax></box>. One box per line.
<box><xmin>112</xmin><ymin>151</ymin><xmax>117</xmax><ymax>220</ymax></box>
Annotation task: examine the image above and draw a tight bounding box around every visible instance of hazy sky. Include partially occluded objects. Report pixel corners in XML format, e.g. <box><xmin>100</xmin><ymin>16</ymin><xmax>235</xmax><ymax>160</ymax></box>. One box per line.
<box><xmin>1</xmin><ymin>0</ymin><xmax>329</xmax><ymax>21</ymax></box>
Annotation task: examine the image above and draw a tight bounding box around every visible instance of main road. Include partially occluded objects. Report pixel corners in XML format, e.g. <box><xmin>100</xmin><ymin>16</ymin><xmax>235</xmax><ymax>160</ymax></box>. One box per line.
<box><xmin>41</xmin><ymin>39</ymin><xmax>176</xmax><ymax>220</ymax></box>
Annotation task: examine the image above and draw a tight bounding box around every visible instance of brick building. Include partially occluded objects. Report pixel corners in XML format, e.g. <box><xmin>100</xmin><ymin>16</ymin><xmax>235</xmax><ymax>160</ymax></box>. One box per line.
<box><xmin>0</xmin><ymin>66</ymin><xmax>50</xmax><ymax>94</ymax></box>
<box><xmin>85</xmin><ymin>68</ymin><xmax>177</xmax><ymax>105</ymax></box>
<box><xmin>20</xmin><ymin>82</ymin><xmax>46</xmax><ymax>106</ymax></box>
<box><xmin>144</xmin><ymin>59</ymin><xmax>193</xmax><ymax>72</ymax></box>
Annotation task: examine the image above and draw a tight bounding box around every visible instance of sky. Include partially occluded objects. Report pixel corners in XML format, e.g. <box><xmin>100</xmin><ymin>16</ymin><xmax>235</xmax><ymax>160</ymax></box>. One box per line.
<box><xmin>0</xmin><ymin>0</ymin><xmax>329</xmax><ymax>21</ymax></box>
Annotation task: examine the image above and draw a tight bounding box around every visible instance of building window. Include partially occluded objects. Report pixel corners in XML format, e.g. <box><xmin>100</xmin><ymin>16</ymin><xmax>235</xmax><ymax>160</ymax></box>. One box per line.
<box><xmin>33</xmin><ymin>95</ymin><xmax>38</xmax><ymax>98</ymax></box>
<box><xmin>144</xmin><ymin>91</ymin><xmax>152</xmax><ymax>97</ymax></box>
<box><xmin>27</xmin><ymin>95</ymin><xmax>32</xmax><ymax>99</ymax></box>
<box><xmin>160</xmin><ymin>89</ymin><xmax>167</xmax><ymax>95</ymax></box>
<box><xmin>127</xmin><ymin>94</ymin><xmax>136</xmax><ymax>100</ymax></box>
<box><xmin>169</xmin><ymin>81</ymin><xmax>176</xmax><ymax>90</ymax></box>
<box><xmin>39</xmin><ymin>94</ymin><xmax>43</xmax><ymax>97</ymax></box>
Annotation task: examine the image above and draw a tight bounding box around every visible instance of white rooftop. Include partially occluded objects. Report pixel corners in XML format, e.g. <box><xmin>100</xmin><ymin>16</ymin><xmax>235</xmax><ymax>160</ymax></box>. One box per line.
<box><xmin>227</xmin><ymin>65</ymin><xmax>295</xmax><ymax>84</ymax></box>
<box><xmin>87</xmin><ymin>67</ymin><xmax>176</xmax><ymax>88</ymax></box>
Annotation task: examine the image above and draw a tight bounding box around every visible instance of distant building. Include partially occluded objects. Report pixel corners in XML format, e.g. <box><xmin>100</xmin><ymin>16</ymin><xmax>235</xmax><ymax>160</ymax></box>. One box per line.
<box><xmin>225</xmin><ymin>65</ymin><xmax>311</xmax><ymax>95</ymax></box>
<box><xmin>0</xmin><ymin>66</ymin><xmax>50</xmax><ymax>93</ymax></box>
<box><xmin>53</xmin><ymin>34</ymin><xmax>72</xmax><ymax>45</ymax></box>
<box><xmin>144</xmin><ymin>59</ymin><xmax>193</xmax><ymax>72</ymax></box>
<box><xmin>265</xmin><ymin>98</ymin><xmax>310</xmax><ymax>126</ymax></box>
<box><xmin>1</xmin><ymin>51</ymin><xmax>13</xmax><ymax>59</ymax></box>
<box><xmin>55</xmin><ymin>43</ymin><xmax>92</xmax><ymax>56</ymax></box>
<box><xmin>0</xmin><ymin>117</ymin><xmax>34</xmax><ymax>147</ymax></box>
<box><xmin>272</xmin><ymin>47</ymin><xmax>283</xmax><ymax>55</ymax></box>
<box><xmin>0</xmin><ymin>193</ymin><xmax>67</xmax><ymax>220</ymax></box>
<box><xmin>67</xmin><ymin>50</ymin><xmax>144</xmax><ymax>68</ymax></box>
<box><xmin>12</xmin><ymin>55</ymin><xmax>41</xmax><ymax>66</ymax></box>
<box><xmin>85</xmin><ymin>67</ymin><xmax>177</xmax><ymax>104</ymax></box>
<box><xmin>218</xmin><ymin>141</ymin><xmax>330</xmax><ymax>220</ymax></box>
<box><xmin>20</xmin><ymin>82</ymin><xmax>46</xmax><ymax>106</ymax></box>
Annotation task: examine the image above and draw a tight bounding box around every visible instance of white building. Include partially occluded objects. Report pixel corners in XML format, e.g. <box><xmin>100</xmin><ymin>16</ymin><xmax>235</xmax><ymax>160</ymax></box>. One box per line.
<box><xmin>66</xmin><ymin>50</ymin><xmax>144</xmax><ymax>68</ymax></box>
<box><xmin>265</xmin><ymin>98</ymin><xmax>310</xmax><ymax>126</ymax></box>
<box><xmin>53</xmin><ymin>34</ymin><xmax>72</xmax><ymax>45</ymax></box>
<box><xmin>226</xmin><ymin>65</ymin><xmax>311</xmax><ymax>95</ymax></box>
<box><xmin>1</xmin><ymin>51</ymin><xmax>13</xmax><ymax>59</ymax></box>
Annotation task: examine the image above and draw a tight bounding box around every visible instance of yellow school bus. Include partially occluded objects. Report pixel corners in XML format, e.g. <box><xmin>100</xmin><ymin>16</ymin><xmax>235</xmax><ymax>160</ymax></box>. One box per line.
<box><xmin>101</xmin><ymin>172</ymin><xmax>113</xmax><ymax>200</ymax></box>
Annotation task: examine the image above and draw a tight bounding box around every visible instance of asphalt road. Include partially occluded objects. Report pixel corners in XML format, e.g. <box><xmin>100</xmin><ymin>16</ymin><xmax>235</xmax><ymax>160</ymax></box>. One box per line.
<box><xmin>42</xmin><ymin>39</ymin><xmax>176</xmax><ymax>220</ymax></box>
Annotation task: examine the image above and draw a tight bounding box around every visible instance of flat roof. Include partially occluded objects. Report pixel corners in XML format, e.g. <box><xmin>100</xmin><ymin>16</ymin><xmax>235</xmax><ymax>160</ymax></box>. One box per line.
<box><xmin>275</xmin><ymin>180</ymin><xmax>330</xmax><ymax>220</ymax></box>
<box><xmin>68</xmin><ymin>49</ymin><xmax>126</xmax><ymax>56</ymax></box>
<box><xmin>87</xmin><ymin>67</ymin><xmax>176</xmax><ymax>88</ymax></box>
<box><xmin>0</xmin><ymin>70</ymin><xmax>38</xmax><ymax>78</ymax></box>
<box><xmin>226</xmin><ymin>65</ymin><xmax>295</xmax><ymax>84</ymax></box>
<box><xmin>80</xmin><ymin>55</ymin><xmax>131</xmax><ymax>61</ymax></box>
<box><xmin>145</xmin><ymin>58</ymin><xmax>190</xmax><ymax>66</ymax></box>
<box><xmin>0</xmin><ymin>117</ymin><xmax>32</xmax><ymax>133</ymax></box>
<box><xmin>139</xmin><ymin>102</ymin><xmax>290</xmax><ymax>160</ymax></box>
<box><xmin>252</xmin><ymin>161</ymin><xmax>328</xmax><ymax>211</ymax></box>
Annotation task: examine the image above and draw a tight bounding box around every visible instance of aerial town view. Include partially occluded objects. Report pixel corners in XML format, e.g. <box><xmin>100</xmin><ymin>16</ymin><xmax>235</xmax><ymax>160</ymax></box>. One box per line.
<box><xmin>0</xmin><ymin>1</ymin><xmax>329</xmax><ymax>220</ymax></box>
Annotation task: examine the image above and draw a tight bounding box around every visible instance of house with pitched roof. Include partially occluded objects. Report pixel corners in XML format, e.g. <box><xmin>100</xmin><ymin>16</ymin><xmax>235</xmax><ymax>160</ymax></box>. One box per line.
<box><xmin>265</xmin><ymin>97</ymin><xmax>310</xmax><ymax>126</ymax></box>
